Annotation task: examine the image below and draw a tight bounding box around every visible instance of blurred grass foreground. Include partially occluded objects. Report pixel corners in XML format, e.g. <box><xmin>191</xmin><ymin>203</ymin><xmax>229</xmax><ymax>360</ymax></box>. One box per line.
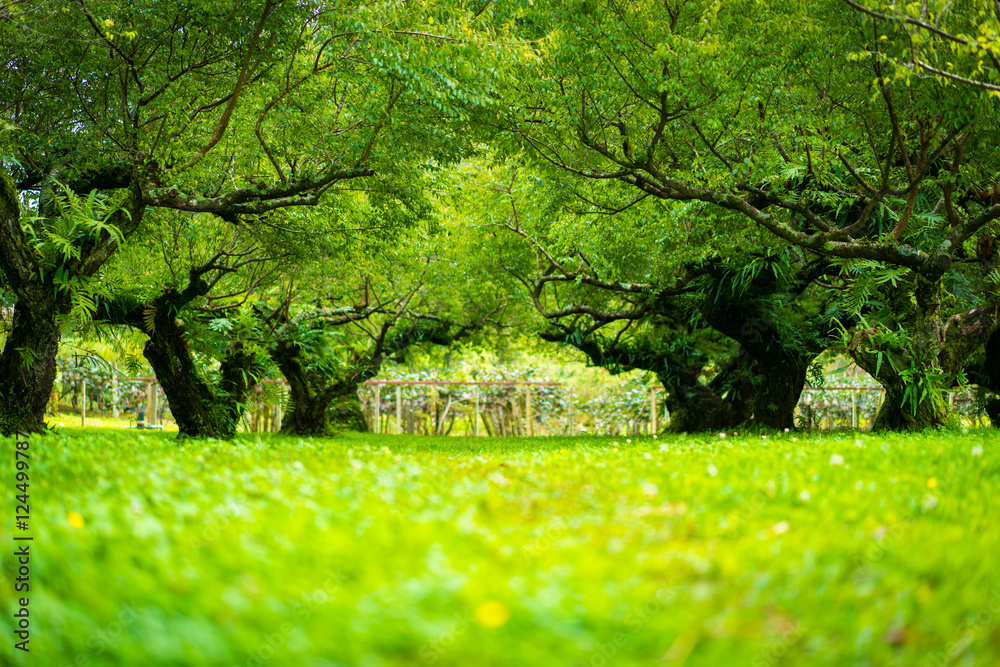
<box><xmin>2</xmin><ymin>428</ymin><xmax>999</xmax><ymax>666</ymax></box>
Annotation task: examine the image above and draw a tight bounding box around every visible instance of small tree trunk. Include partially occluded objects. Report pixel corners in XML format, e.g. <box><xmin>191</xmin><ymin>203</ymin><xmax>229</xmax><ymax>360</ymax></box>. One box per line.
<box><xmin>274</xmin><ymin>341</ymin><xmax>331</xmax><ymax>435</ymax></box>
<box><xmin>986</xmin><ymin>399</ymin><xmax>1000</xmax><ymax>428</ymax></box>
<box><xmin>966</xmin><ymin>329</ymin><xmax>1000</xmax><ymax>427</ymax></box>
<box><xmin>662</xmin><ymin>383</ymin><xmax>752</xmax><ymax>432</ymax></box>
<box><xmin>848</xmin><ymin>330</ymin><xmax>949</xmax><ymax>432</ymax></box>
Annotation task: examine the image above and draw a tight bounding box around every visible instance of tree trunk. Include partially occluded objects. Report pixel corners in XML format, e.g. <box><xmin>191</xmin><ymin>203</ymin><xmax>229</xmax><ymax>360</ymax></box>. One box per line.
<box><xmin>701</xmin><ymin>298</ymin><xmax>826</xmax><ymax>431</ymax></box>
<box><xmin>870</xmin><ymin>380</ymin><xmax>949</xmax><ymax>431</ymax></box>
<box><xmin>1</xmin><ymin>172</ymin><xmax>145</xmax><ymax>436</ymax></box>
<box><xmin>848</xmin><ymin>330</ymin><xmax>949</xmax><ymax>431</ymax></box>
<box><xmin>659</xmin><ymin>353</ymin><xmax>755</xmax><ymax>433</ymax></box>
<box><xmin>143</xmin><ymin>314</ymin><xmax>260</xmax><ymax>438</ymax></box>
<box><xmin>0</xmin><ymin>295</ymin><xmax>66</xmax><ymax>434</ymax></box>
<box><xmin>326</xmin><ymin>381</ymin><xmax>368</xmax><ymax>433</ymax></box>
<box><xmin>961</xmin><ymin>324</ymin><xmax>1000</xmax><ymax>427</ymax></box>
<box><xmin>273</xmin><ymin>340</ymin><xmax>369</xmax><ymax>435</ymax></box>
<box><xmin>751</xmin><ymin>355</ymin><xmax>810</xmax><ymax>430</ymax></box>
<box><xmin>0</xmin><ymin>174</ymin><xmax>70</xmax><ymax>435</ymax></box>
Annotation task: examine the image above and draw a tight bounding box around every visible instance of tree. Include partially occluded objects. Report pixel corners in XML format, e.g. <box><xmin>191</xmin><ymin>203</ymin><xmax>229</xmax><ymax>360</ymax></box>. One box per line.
<box><xmin>0</xmin><ymin>0</ymin><xmax>509</xmax><ymax>434</ymax></box>
<box><xmin>502</xmin><ymin>0</ymin><xmax>1000</xmax><ymax>430</ymax></box>
<box><xmin>92</xmin><ymin>209</ymin><xmax>281</xmax><ymax>437</ymax></box>
<box><xmin>452</xmin><ymin>158</ymin><xmax>839</xmax><ymax>431</ymax></box>
<box><xmin>261</xmin><ymin>199</ymin><xmax>505</xmax><ymax>436</ymax></box>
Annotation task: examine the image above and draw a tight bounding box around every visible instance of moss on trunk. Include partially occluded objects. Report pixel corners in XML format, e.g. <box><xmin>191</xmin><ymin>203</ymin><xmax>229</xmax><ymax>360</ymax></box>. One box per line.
<box><xmin>0</xmin><ymin>300</ymin><xmax>65</xmax><ymax>435</ymax></box>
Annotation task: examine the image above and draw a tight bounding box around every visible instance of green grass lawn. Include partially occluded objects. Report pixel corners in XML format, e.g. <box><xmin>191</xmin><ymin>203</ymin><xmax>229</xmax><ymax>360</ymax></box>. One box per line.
<box><xmin>2</xmin><ymin>428</ymin><xmax>999</xmax><ymax>666</ymax></box>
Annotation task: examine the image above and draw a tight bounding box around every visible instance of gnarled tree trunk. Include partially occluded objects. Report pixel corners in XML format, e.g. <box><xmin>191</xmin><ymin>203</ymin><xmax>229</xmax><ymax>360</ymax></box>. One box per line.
<box><xmin>659</xmin><ymin>352</ymin><xmax>756</xmax><ymax>433</ymax></box>
<box><xmin>849</xmin><ymin>273</ymin><xmax>998</xmax><ymax>431</ymax></box>
<box><xmin>143</xmin><ymin>314</ymin><xmax>261</xmax><ymax>438</ymax></box>
<box><xmin>1</xmin><ymin>172</ymin><xmax>144</xmax><ymax>435</ymax></box>
<box><xmin>750</xmin><ymin>354</ymin><xmax>811</xmax><ymax>430</ymax></box>
<box><xmin>272</xmin><ymin>339</ymin><xmax>369</xmax><ymax>436</ymax></box>
<box><xmin>97</xmin><ymin>263</ymin><xmax>263</xmax><ymax>438</ymax></box>
<box><xmin>701</xmin><ymin>295</ymin><xmax>828</xmax><ymax>431</ymax></box>
<box><xmin>0</xmin><ymin>293</ymin><xmax>68</xmax><ymax>434</ymax></box>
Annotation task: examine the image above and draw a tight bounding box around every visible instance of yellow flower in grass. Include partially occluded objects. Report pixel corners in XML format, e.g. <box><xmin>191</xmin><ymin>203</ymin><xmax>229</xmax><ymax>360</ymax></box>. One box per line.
<box><xmin>927</xmin><ymin>477</ymin><xmax>938</xmax><ymax>490</ymax></box>
<box><xmin>68</xmin><ymin>512</ymin><xmax>85</xmax><ymax>529</ymax></box>
<box><xmin>475</xmin><ymin>600</ymin><xmax>510</xmax><ymax>628</ymax></box>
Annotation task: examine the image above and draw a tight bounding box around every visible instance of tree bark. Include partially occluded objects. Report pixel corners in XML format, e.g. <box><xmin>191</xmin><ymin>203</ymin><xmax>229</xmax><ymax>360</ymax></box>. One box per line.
<box><xmin>141</xmin><ymin>312</ymin><xmax>262</xmax><ymax>438</ymax></box>
<box><xmin>658</xmin><ymin>351</ymin><xmax>756</xmax><ymax>433</ymax></box>
<box><xmin>272</xmin><ymin>339</ymin><xmax>369</xmax><ymax>436</ymax></box>
<box><xmin>0</xmin><ymin>295</ymin><xmax>67</xmax><ymax>434</ymax></box>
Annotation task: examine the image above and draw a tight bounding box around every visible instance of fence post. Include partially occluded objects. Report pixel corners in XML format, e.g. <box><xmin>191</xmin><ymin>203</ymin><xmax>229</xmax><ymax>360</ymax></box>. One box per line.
<box><xmin>396</xmin><ymin>385</ymin><xmax>402</xmax><ymax>435</ymax></box>
<box><xmin>473</xmin><ymin>385</ymin><xmax>480</xmax><ymax>437</ymax></box>
<box><xmin>568</xmin><ymin>385</ymin><xmax>575</xmax><ymax>435</ymax></box>
<box><xmin>526</xmin><ymin>384</ymin><xmax>534</xmax><ymax>436</ymax></box>
<box><xmin>111</xmin><ymin>369</ymin><xmax>119</xmax><ymax>419</ymax></box>
<box><xmin>429</xmin><ymin>385</ymin><xmax>437</xmax><ymax>435</ymax></box>
<box><xmin>651</xmin><ymin>388</ymin><xmax>657</xmax><ymax>434</ymax></box>
<box><xmin>373</xmin><ymin>385</ymin><xmax>380</xmax><ymax>434</ymax></box>
<box><xmin>851</xmin><ymin>388</ymin><xmax>858</xmax><ymax>430</ymax></box>
<box><xmin>81</xmin><ymin>379</ymin><xmax>87</xmax><ymax>427</ymax></box>
<box><xmin>148</xmin><ymin>383</ymin><xmax>158</xmax><ymax>425</ymax></box>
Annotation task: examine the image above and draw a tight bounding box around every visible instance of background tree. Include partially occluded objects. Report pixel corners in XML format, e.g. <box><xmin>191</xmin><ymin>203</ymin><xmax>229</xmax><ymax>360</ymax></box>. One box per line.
<box><xmin>501</xmin><ymin>0</ymin><xmax>1000</xmax><ymax>430</ymax></box>
<box><xmin>264</xmin><ymin>206</ymin><xmax>505</xmax><ymax>436</ymax></box>
<box><xmin>94</xmin><ymin>210</ymin><xmax>281</xmax><ymax>437</ymax></box>
<box><xmin>0</xmin><ymin>0</ymin><xmax>512</xmax><ymax>433</ymax></box>
<box><xmin>452</xmin><ymin>158</ymin><xmax>840</xmax><ymax>431</ymax></box>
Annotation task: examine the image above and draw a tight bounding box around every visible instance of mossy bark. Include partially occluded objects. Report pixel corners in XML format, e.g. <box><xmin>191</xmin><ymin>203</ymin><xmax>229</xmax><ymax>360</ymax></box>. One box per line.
<box><xmin>326</xmin><ymin>383</ymin><xmax>369</xmax><ymax>433</ymax></box>
<box><xmin>0</xmin><ymin>297</ymin><xmax>66</xmax><ymax>435</ymax></box>
<box><xmin>273</xmin><ymin>340</ymin><xmax>370</xmax><ymax>436</ymax></box>
<box><xmin>142</xmin><ymin>312</ymin><xmax>261</xmax><ymax>438</ymax></box>
<box><xmin>658</xmin><ymin>354</ymin><xmax>755</xmax><ymax>433</ymax></box>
